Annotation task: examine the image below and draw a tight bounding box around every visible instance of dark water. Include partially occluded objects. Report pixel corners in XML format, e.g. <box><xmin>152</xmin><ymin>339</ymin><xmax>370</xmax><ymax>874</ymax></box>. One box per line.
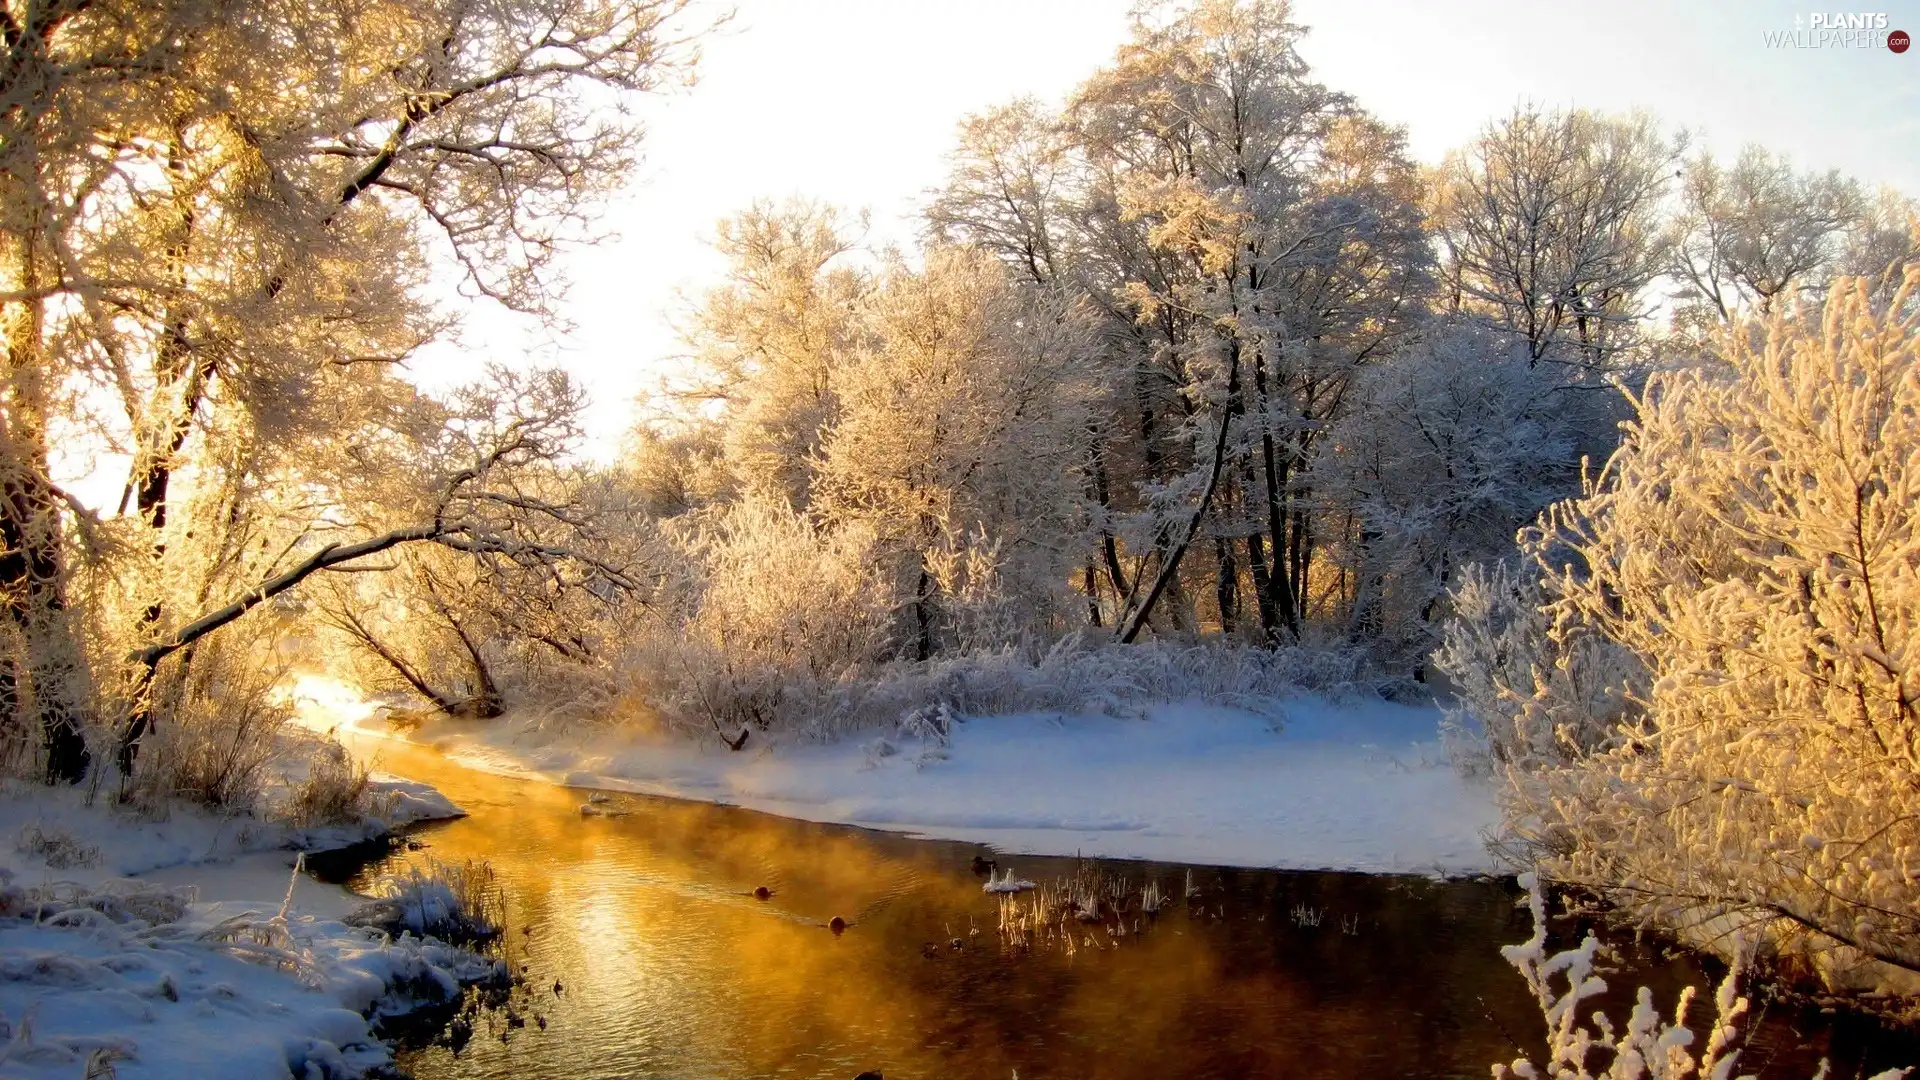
<box><xmin>318</xmin><ymin>737</ymin><xmax>1915</xmax><ymax>1080</ymax></box>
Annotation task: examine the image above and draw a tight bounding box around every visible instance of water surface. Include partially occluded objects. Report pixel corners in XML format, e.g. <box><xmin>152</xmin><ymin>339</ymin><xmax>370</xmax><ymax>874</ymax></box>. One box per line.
<box><xmin>319</xmin><ymin>737</ymin><xmax>1911</xmax><ymax>1080</ymax></box>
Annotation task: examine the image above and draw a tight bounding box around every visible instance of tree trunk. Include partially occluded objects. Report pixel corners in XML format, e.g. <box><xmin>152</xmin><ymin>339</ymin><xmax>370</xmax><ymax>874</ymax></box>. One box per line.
<box><xmin>1351</xmin><ymin>524</ymin><xmax>1384</xmax><ymax>641</ymax></box>
<box><xmin>1252</xmin><ymin>346</ymin><xmax>1300</xmax><ymax>642</ymax></box>
<box><xmin>1288</xmin><ymin>502</ymin><xmax>1313</xmax><ymax>629</ymax></box>
<box><xmin>0</xmin><ymin>467</ymin><xmax>89</xmax><ymax>783</ymax></box>
<box><xmin>1091</xmin><ymin>444</ymin><xmax>1131</xmax><ymax>599</ymax></box>
<box><xmin>1083</xmin><ymin>562</ymin><xmax>1102</xmax><ymax>627</ymax></box>
<box><xmin>912</xmin><ymin>557</ymin><xmax>935</xmax><ymax>662</ymax></box>
<box><xmin>1213</xmin><ymin>535</ymin><xmax>1239</xmax><ymax>636</ymax></box>
<box><xmin>1116</xmin><ymin>344</ymin><xmax>1239</xmax><ymax>644</ymax></box>
<box><xmin>2</xmin><ymin>227</ymin><xmax>91</xmax><ymax>784</ymax></box>
<box><xmin>421</xmin><ymin>569</ymin><xmax>504</xmax><ymax>718</ymax></box>
<box><xmin>330</xmin><ymin>605</ymin><xmax>467</xmax><ymax>716</ymax></box>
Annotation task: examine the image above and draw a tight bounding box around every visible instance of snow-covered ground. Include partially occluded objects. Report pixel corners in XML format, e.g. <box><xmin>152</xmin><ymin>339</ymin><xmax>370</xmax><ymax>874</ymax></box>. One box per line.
<box><xmin>303</xmin><ymin>679</ymin><xmax>1501</xmax><ymax>876</ymax></box>
<box><xmin>0</xmin><ymin>763</ymin><xmax>483</xmax><ymax>1079</ymax></box>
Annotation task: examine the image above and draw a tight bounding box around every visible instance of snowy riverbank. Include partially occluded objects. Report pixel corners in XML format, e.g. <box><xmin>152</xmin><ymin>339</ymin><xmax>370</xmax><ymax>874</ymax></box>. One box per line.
<box><xmin>306</xmin><ymin>684</ymin><xmax>1502</xmax><ymax>876</ymax></box>
<box><xmin>0</xmin><ymin>767</ymin><xmax>486</xmax><ymax>1079</ymax></box>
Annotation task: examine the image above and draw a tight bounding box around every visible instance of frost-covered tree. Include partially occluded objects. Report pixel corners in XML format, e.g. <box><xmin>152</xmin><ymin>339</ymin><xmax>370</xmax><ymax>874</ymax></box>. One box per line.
<box><xmin>1669</xmin><ymin>146</ymin><xmax>1866</xmax><ymax>323</ymax></box>
<box><xmin>927</xmin><ymin>99</ymin><xmax>1076</xmax><ymax>289</ymax></box>
<box><xmin>1317</xmin><ymin>322</ymin><xmax>1576</xmax><ymax>661</ymax></box>
<box><xmin>0</xmin><ymin>0</ymin><xmax>701</xmax><ymax>781</ymax></box>
<box><xmin>1463</xmin><ymin>273</ymin><xmax>1920</xmax><ymax>985</ymax></box>
<box><xmin>123</xmin><ymin>365</ymin><xmax>647</xmax><ymax>762</ymax></box>
<box><xmin>313</xmin><ymin>369</ymin><xmax>646</xmax><ymax>721</ymax></box>
<box><xmin>1434</xmin><ymin>107</ymin><xmax>1679</xmax><ymax>371</ymax></box>
<box><xmin>1843</xmin><ymin>187</ymin><xmax>1920</xmax><ymax>305</ymax></box>
<box><xmin>816</xmin><ymin>247</ymin><xmax>1103</xmax><ymax>657</ymax></box>
<box><xmin>980</xmin><ymin>0</ymin><xmax>1434</xmax><ymax>643</ymax></box>
<box><xmin>677</xmin><ymin>200</ymin><xmax>871</xmax><ymax>508</ymax></box>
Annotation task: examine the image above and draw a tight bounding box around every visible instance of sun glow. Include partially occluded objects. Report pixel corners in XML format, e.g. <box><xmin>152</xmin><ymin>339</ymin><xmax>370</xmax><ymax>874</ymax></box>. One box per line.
<box><xmin>280</xmin><ymin>673</ymin><xmax>380</xmax><ymax>736</ymax></box>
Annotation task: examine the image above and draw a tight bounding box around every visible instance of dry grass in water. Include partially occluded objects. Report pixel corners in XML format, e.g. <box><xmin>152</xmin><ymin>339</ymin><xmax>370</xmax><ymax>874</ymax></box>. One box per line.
<box><xmin>996</xmin><ymin>866</ymin><xmax>1164</xmax><ymax>954</ymax></box>
<box><xmin>350</xmin><ymin>858</ymin><xmax>504</xmax><ymax>944</ymax></box>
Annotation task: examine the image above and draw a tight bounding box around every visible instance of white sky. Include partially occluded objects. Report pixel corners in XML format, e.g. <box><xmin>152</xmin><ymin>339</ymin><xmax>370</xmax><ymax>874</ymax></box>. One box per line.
<box><xmin>415</xmin><ymin>0</ymin><xmax>1920</xmax><ymax>457</ymax></box>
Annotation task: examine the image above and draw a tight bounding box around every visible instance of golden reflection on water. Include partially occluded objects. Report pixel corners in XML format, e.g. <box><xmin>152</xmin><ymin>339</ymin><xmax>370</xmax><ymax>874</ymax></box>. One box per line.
<box><xmin>329</xmin><ymin>736</ymin><xmax>1839</xmax><ymax>1080</ymax></box>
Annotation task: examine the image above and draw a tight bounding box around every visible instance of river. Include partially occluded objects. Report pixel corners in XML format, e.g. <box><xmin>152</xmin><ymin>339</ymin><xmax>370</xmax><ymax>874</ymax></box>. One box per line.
<box><xmin>314</xmin><ymin>737</ymin><xmax>1914</xmax><ymax>1080</ymax></box>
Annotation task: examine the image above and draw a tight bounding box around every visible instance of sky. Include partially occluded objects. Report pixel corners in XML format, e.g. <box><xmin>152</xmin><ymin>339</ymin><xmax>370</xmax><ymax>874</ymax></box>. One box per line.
<box><xmin>411</xmin><ymin>0</ymin><xmax>1920</xmax><ymax>459</ymax></box>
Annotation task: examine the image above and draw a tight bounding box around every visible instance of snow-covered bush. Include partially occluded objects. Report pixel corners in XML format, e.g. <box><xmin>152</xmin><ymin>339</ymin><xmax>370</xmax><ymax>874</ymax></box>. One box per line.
<box><xmin>1495</xmin><ymin>874</ymin><xmax>1911</xmax><ymax>1080</ymax></box>
<box><xmin>1464</xmin><ymin>274</ymin><xmax>1920</xmax><ymax>990</ymax></box>
<box><xmin>619</xmin><ymin>497</ymin><xmax>894</xmax><ymax>739</ymax></box>
<box><xmin>11</xmin><ymin>824</ymin><xmax>101</xmax><ymax>870</ymax></box>
<box><xmin>1434</xmin><ymin>560</ymin><xmax>1646</xmax><ymax>778</ymax></box>
<box><xmin>120</xmin><ymin>632</ymin><xmax>293</xmax><ymax>812</ymax></box>
<box><xmin>623</xmin><ymin>624</ymin><xmax>1380</xmax><ymax>743</ymax></box>
<box><xmin>280</xmin><ymin>737</ymin><xmax>376</xmax><ymax>829</ymax></box>
<box><xmin>0</xmin><ymin>871</ymin><xmax>192</xmax><ymax>928</ymax></box>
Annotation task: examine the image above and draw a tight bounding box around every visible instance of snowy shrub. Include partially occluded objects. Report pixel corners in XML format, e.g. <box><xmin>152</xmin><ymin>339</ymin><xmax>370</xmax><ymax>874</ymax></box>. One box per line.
<box><xmin>121</xmin><ymin>632</ymin><xmax>292</xmax><ymax>812</ymax></box>
<box><xmin>630</xmin><ymin>630</ymin><xmax>1383</xmax><ymax>744</ymax></box>
<box><xmin>619</xmin><ymin>497</ymin><xmax>895</xmax><ymax>739</ymax></box>
<box><xmin>12</xmin><ymin>823</ymin><xmax>101</xmax><ymax>870</ymax></box>
<box><xmin>845</xmin><ymin>636</ymin><xmax>1387</xmax><ymax>736</ymax></box>
<box><xmin>0</xmin><ymin>871</ymin><xmax>193</xmax><ymax>929</ymax></box>
<box><xmin>279</xmin><ymin>737</ymin><xmax>376</xmax><ymax>829</ymax></box>
<box><xmin>1466</xmin><ymin>275</ymin><xmax>1920</xmax><ymax>991</ymax></box>
<box><xmin>1434</xmin><ymin>560</ymin><xmax>1646</xmax><ymax>778</ymax></box>
<box><xmin>1496</xmin><ymin>874</ymin><xmax>1910</xmax><ymax>1080</ymax></box>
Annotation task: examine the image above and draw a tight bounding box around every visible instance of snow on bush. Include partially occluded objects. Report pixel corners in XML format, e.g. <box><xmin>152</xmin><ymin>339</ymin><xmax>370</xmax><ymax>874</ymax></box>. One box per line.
<box><xmin>1449</xmin><ymin>274</ymin><xmax>1920</xmax><ymax>991</ymax></box>
<box><xmin>528</xmin><ymin>487</ymin><xmax>1401</xmax><ymax>743</ymax></box>
<box><xmin>11</xmin><ymin>824</ymin><xmax>101</xmax><ymax>871</ymax></box>
<box><xmin>117</xmin><ymin>631</ymin><xmax>295</xmax><ymax>813</ymax></box>
<box><xmin>638</xmin><ymin>496</ymin><xmax>896</xmax><ymax>739</ymax></box>
<box><xmin>279</xmin><ymin>736</ymin><xmax>379</xmax><ymax>830</ymax></box>
<box><xmin>1434</xmin><ymin>560</ymin><xmax>1646</xmax><ymax>778</ymax></box>
<box><xmin>622</xmin><ymin>620</ymin><xmax>1389</xmax><ymax>743</ymax></box>
<box><xmin>1495</xmin><ymin>874</ymin><xmax>1910</xmax><ymax>1080</ymax></box>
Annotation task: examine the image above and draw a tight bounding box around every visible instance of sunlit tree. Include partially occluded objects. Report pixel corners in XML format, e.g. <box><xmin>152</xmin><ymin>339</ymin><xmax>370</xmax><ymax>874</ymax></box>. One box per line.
<box><xmin>1433</xmin><ymin>106</ymin><xmax>1679</xmax><ymax>371</ymax></box>
<box><xmin>1</xmin><ymin>0</ymin><xmax>701</xmax><ymax>781</ymax></box>
<box><xmin>1458</xmin><ymin>274</ymin><xmax>1920</xmax><ymax>983</ymax></box>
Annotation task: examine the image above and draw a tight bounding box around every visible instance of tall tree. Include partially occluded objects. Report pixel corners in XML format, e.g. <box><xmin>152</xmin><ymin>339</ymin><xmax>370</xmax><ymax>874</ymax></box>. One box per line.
<box><xmin>1669</xmin><ymin>145</ymin><xmax>1865</xmax><ymax>322</ymax></box>
<box><xmin>1434</xmin><ymin>106</ymin><xmax>1679</xmax><ymax>371</ymax></box>
<box><xmin>2</xmin><ymin>0</ymin><xmax>701</xmax><ymax>780</ymax></box>
<box><xmin>675</xmin><ymin>200</ymin><xmax>871</xmax><ymax>508</ymax></box>
<box><xmin>815</xmin><ymin>248</ymin><xmax>1102</xmax><ymax>656</ymax></box>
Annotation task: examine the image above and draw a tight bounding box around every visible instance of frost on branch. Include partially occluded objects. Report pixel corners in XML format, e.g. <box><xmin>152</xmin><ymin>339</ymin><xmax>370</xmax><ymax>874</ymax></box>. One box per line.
<box><xmin>1495</xmin><ymin>874</ymin><xmax>1910</xmax><ymax>1080</ymax></box>
<box><xmin>1457</xmin><ymin>273</ymin><xmax>1920</xmax><ymax>992</ymax></box>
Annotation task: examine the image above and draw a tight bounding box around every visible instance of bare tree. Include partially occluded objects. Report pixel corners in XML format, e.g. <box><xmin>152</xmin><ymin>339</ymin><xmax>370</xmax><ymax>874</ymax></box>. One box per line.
<box><xmin>121</xmin><ymin>367</ymin><xmax>649</xmax><ymax>766</ymax></box>
<box><xmin>1434</xmin><ymin>106</ymin><xmax>1680</xmax><ymax>370</ymax></box>
<box><xmin>1669</xmin><ymin>145</ymin><xmax>1865</xmax><ymax>321</ymax></box>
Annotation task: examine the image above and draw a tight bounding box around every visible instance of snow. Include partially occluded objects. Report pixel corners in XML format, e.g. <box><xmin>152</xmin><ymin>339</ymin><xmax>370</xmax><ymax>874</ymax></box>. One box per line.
<box><xmin>982</xmin><ymin>867</ymin><xmax>1036</xmax><ymax>893</ymax></box>
<box><xmin>324</xmin><ymin>694</ymin><xmax>1501</xmax><ymax>876</ymax></box>
<box><xmin>0</xmin><ymin>883</ymin><xmax>497</xmax><ymax>1080</ymax></box>
<box><xmin>0</xmin><ymin>750</ymin><xmax>484</xmax><ymax>1079</ymax></box>
<box><xmin>0</xmin><ymin>770</ymin><xmax>461</xmax><ymax>889</ymax></box>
